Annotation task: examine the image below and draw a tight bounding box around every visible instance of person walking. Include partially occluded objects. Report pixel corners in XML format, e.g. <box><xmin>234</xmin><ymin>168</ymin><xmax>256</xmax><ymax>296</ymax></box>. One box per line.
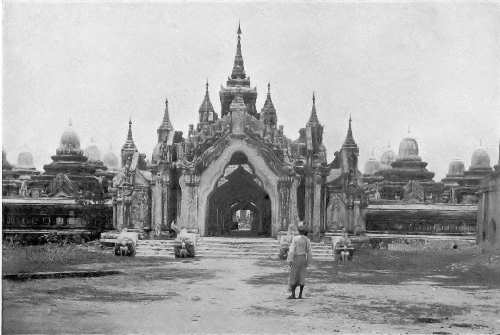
<box><xmin>286</xmin><ymin>223</ymin><xmax>313</xmax><ymax>299</ymax></box>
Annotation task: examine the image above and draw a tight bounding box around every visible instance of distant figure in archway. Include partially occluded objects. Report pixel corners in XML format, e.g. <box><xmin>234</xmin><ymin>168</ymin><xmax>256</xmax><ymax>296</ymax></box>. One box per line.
<box><xmin>286</xmin><ymin>222</ymin><xmax>312</xmax><ymax>299</ymax></box>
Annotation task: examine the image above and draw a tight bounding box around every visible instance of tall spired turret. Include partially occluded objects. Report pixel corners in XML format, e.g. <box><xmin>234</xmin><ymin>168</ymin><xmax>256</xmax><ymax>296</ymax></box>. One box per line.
<box><xmin>220</xmin><ymin>23</ymin><xmax>258</xmax><ymax>118</ymax></box>
<box><xmin>158</xmin><ymin>98</ymin><xmax>174</xmax><ymax>143</ymax></box>
<box><xmin>339</xmin><ymin>115</ymin><xmax>359</xmax><ymax>174</ymax></box>
<box><xmin>121</xmin><ymin>119</ymin><xmax>138</xmax><ymax>167</ymax></box>
<box><xmin>261</xmin><ymin>83</ymin><xmax>277</xmax><ymax>128</ymax></box>
<box><xmin>198</xmin><ymin>81</ymin><xmax>218</xmax><ymax>127</ymax></box>
<box><xmin>305</xmin><ymin>93</ymin><xmax>324</xmax><ymax>155</ymax></box>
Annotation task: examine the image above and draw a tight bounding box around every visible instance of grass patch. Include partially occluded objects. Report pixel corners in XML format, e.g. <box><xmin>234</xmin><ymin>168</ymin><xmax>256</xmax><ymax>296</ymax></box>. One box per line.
<box><xmin>315</xmin><ymin>299</ymin><xmax>469</xmax><ymax>325</ymax></box>
<box><xmin>3</xmin><ymin>282</ymin><xmax>179</xmax><ymax>305</ymax></box>
<box><xmin>2</xmin><ymin>242</ymin><xmax>170</xmax><ymax>274</ymax></box>
<box><xmin>40</xmin><ymin>285</ymin><xmax>179</xmax><ymax>302</ymax></box>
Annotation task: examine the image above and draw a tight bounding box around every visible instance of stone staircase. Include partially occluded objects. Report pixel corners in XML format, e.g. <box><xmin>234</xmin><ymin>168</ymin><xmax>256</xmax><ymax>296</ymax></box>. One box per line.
<box><xmin>135</xmin><ymin>237</ymin><xmax>334</xmax><ymax>260</ymax></box>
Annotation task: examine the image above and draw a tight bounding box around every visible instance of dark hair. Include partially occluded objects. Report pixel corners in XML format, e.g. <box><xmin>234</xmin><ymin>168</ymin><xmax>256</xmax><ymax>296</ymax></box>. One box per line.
<box><xmin>298</xmin><ymin>229</ymin><xmax>308</xmax><ymax>236</ymax></box>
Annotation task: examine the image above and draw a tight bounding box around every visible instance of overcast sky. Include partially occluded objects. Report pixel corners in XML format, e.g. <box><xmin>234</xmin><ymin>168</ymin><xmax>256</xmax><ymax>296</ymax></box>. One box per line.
<box><xmin>3</xmin><ymin>1</ymin><xmax>500</xmax><ymax>179</ymax></box>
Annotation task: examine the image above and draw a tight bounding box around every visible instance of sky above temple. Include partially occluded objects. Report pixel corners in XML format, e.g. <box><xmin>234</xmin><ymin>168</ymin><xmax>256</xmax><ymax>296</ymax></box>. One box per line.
<box><xmin>3</xmin><ymin>1</ymin><xmax>499</xmax><ymax>179</ymax></box>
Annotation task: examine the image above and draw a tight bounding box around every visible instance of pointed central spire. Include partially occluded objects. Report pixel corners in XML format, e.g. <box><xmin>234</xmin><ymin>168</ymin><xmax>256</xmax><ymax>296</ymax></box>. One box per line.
<box><xmin>231</xmin><ymin>22</ymin><xmax>246</xmax><ymax>80</ymax></box>
<box><xmin>307</xmin><ymin>92</ymin><xmax>319</xmax><ymax>125</ymax></box>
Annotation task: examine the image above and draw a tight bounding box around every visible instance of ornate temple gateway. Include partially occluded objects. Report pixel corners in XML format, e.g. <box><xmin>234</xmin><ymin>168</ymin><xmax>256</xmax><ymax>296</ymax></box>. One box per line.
<box><xmin>111</xmin><ymin>25</ymin><xmax>362</xmax><ymax>241</ymax></box>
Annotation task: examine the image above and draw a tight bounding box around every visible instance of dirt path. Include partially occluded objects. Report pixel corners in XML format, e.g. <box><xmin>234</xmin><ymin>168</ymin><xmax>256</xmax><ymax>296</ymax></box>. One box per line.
<box><xmin>3</xmin><ymin>256</ymin><xmax>500</xmax><ymax>334</ymax></box>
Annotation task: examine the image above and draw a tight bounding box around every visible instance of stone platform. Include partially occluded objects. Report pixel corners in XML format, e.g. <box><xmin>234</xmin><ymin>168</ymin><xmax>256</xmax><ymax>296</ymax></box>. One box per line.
<box><xmin>101</xmin><ymin>232</ymin><xmax>477</xmax><ymax>260</ymax></box>
<box><xmin>323</xmin><ymin>230</ymin><xmax>476</xmax><ymax>250</ymax></box>
<box><xmin>3</xmin><ymin>229</ymin><xmax>95</xmax><ymax>244</ymax></box>
<box><xmin>364</xmin><ymin>232</ymin><xmax>476</xmax><ymax>251</ymax></box>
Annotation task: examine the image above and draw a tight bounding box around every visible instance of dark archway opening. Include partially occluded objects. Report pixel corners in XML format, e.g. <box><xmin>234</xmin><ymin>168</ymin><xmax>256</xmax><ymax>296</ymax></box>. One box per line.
<box><xmin>166</xmin><ymin>169</ymin><xmax>181</xmax><ymax>233</ymax></box>
<box><xmin>206</xmin><ymin>153</ymin><xmax>271</xmax><ymax>237</ymax></box>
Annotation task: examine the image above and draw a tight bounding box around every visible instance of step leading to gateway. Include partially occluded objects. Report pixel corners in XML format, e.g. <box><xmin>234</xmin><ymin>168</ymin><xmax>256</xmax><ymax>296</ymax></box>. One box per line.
<box><xmin>134</xmin><ymin>237</ymin><xmax>334</xmax><ymax>260</ymax></box>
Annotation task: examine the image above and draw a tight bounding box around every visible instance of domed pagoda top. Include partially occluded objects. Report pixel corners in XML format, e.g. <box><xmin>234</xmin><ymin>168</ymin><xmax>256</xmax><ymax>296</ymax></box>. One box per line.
<box><xmin>398</xmin><ymin>137</ymin><xmax>420</xmax><ymax>161</ymax></box>
<box><xmin>57</xmin><ymin>121</ymin><xmax>83</xmax><ymax>155</ymax></box>
<box><xmin>16</xmin><ymin>151</ymin><xmax>36</xmax><ymax>169</ymax></box>
<box><xmin>42</xmin><ymin>120</ymin><xmax>93</xmax><ymax>176</ymax></box>
<box><xmin>376</xmin><ymin>136</ymin><xmax>434</xmax><ymax>182</ymax></box>
<box><xmin>470</xmin><ymin>147</ymin><xmax>491</xmax><ymax>170</ymax></box>
<box><xmin>380</xmin><ymin>147</ymin><xmax>396</xmax><ymax>168</ymax></box>
<box><xmin>447</xmin><ymin>159</ymin><xmax>465</xmax><ymax>176</ymax></box>
<box><xmin>85</xmin><ymin>138</ymin><xmax>101</xmax><ymax>162</ymax></box>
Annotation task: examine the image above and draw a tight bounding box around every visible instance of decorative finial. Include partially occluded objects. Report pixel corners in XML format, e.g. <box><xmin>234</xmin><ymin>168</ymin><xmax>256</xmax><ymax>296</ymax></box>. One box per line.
<box><xmin>165</xmin><ymin>97</ymin><xmax>168</xmax><ymax>106</ymax></box>
<box><xmin>129</xmin><ymin>117</ymin><xmax>132</xmax><ymax>126</ymax></box>
<box><xmin>206</xmin><ymin>79</ymin><xmax>209</xmax><ymax>92</ymax></box>
<box><xmin>267</xmin><ymin>82</ymin><xmax>271</xmax><ymax>95</ymax></box>
<box><xmin>312</xmin><ymin>92</ymin><xmax>316</xmax><ymax>105</ymax></box>
<box><xmin>349</xmin><ymin>113</ymin><xmax>352</xmax><ymax>124</ymax></box>
<box><xmin>237</xmin><ymin>21</ymin><xmax>241</xmax><ymax>35</ymax></box>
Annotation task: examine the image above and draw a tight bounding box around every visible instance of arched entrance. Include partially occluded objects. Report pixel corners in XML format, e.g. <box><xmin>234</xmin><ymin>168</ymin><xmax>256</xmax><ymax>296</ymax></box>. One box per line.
<box><xmin>206</xmin><ymin>153</ymin><xmax>272</xmax><ymax>236</ymax></box>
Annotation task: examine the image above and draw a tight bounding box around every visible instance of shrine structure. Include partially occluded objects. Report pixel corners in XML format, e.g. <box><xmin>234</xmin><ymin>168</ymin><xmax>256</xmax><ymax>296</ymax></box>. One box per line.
<box><xmin>110</xmin><ymin>25</ymin><xmax>362</xmax><ymax>241</ymax></box>
<box><xmin>2</xmin><ymin>123</ymin><xmax>115</xmax><ymax>240</ymax></box>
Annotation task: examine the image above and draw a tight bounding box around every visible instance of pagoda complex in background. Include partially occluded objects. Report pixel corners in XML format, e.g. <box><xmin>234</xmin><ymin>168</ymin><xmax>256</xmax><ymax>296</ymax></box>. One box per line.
<box><xmin>2</xmin><ymin>24</ymin><xmax>499</xmax><ymax>246</ymax></box>
<box><xmin>2</xmin><ymin>122</ymin><xmax>118</xmax><ymax>242</ymax></box>
<box><xmin>360</xmin><ymin>133</ymin><xmax>494</xmax><ymax>235</ymax></box>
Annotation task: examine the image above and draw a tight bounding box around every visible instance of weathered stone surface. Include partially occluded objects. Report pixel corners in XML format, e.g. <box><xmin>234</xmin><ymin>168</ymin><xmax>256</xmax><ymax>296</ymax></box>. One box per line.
<box><xmin>477</xmin><ymin>167</ymin><xmax>500</xmax><ymax>250</ymax></box>
<box><xmin>366</xmin><ymin>202</ymin><xmax>478</xmax><ymax>234</ymax></box>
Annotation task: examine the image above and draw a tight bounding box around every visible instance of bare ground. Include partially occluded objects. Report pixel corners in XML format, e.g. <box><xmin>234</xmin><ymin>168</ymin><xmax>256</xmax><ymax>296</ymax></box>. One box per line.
<box><xmin>2</xmin><ymin>247</ymin><xmax>500</xmax><ymax>334</ymax></box>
